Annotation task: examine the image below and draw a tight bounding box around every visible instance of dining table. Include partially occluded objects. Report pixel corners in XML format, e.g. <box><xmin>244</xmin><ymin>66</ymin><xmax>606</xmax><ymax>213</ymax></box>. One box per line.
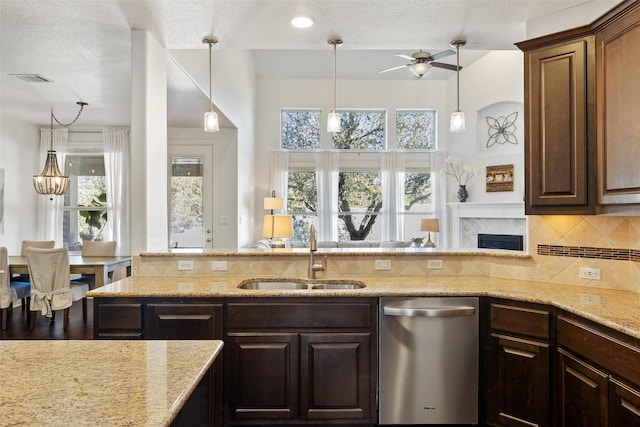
<box><xmin>8</xmin><ymin>255</ymin><xmax>132</xmax><ymax>289</ymax></box>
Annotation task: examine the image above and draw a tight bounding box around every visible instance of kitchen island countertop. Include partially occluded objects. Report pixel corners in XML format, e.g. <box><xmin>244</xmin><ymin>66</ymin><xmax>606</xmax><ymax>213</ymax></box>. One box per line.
<box><xmin>88</xmin><ymin>275</ymin><xmax>640</xmax><ymax>341</ymax></box>
<box><xmin>0</xmin><ymin>339</ymin><xmax>223</xmax><ymax>426</ymax></box>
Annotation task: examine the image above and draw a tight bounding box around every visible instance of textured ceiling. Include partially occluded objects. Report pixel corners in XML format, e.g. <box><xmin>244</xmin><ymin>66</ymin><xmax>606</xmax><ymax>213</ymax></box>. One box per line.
<box><xmin>0</xmin><ymin>0</ymin><xmax>619</xmax><ymax>128</ymax></box>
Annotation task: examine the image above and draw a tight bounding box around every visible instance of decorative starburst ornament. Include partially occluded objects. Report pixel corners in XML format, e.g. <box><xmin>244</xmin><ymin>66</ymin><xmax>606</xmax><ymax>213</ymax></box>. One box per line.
<box><xmin>486</xmin><ymin>112</ymin><xmax>518</xmax><ymax>148</ymax></box>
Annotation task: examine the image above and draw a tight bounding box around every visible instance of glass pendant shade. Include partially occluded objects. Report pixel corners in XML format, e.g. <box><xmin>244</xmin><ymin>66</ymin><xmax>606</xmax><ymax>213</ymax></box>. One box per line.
<box><xmin>327</xmin><ymin>111</ymin><xmax>341</xmax><ymax>133</ymax></box>
<box><xmin>33</xmin><ymin>150</ymin><xmax>70</xmax><ymax>196</ymax></box>
<box><xmin>204</xmin><ymin>110</ymin><xmax>219</xmax><ymax>132</ymax></box>
<box><xmin>450</xmin><ymin>110</ymin><xmax>465</xmax><ymax>132</ymax></box>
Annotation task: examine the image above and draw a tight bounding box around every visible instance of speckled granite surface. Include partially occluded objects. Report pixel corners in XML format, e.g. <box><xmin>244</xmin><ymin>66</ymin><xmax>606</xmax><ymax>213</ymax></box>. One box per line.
<box><xmin>88</xmin><ymin>275</ymin><xmax>640</xmax><ymax>340</ymax></box>
<box><xmin>0</xmin><ymin>340</ymin><xmax>223</xmax><ymax>426</ymax></box>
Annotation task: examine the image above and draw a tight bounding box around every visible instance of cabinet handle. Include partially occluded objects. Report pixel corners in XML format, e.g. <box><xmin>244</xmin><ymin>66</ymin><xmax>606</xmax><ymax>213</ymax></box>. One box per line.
<box><xmin>503</xmin><ymin>347</ymin><xmax>536</xmax><ymax>359</ymax></box>
<box><xmin>383</xmin><ymin>305</ymin><xmax>475</xmax><ymax>317</ymax></box>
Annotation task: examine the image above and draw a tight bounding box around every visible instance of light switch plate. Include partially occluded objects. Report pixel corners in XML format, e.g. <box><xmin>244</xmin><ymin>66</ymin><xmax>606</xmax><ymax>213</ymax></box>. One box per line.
<box><xmin>177</xmin><ymin>260</ymin><xmax>194</xmax><ymax>271</ymax></box>
<box><xmin>211</xmin><ymin>261</ymin><xmax>228</xmax><ymax>271</ymax></box>
<box><xmin>579</xmin><ymin>267</ymin><xmax>601</xmax><ymax>280</ymax></box>
<box><xmin>375</xmin><ymin>259</ymin><xmax>391</xmax><ymax>270</ymax></box>
<box><xmin>427</xmin><ymin>259</ymin><xmax>443</xmax><ymax>269</ymax></box>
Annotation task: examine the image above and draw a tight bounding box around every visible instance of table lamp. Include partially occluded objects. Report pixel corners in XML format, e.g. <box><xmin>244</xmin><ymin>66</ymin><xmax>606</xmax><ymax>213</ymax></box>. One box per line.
<box><xmin>420</xmin><ymin>218</ymin><xmax>440</xmax><ymax>248</ymax></box>
<box><xmin>263</xmin><ymin>215</ymin><xmax>294</xmax><ymax>248</ymax></box>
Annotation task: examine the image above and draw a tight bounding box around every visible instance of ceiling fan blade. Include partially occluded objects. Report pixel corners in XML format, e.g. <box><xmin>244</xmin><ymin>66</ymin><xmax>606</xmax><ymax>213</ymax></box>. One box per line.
<box><xmin>379</xmin><ymin>64</ymin><xmax>410</xmax><ymax>74</ymax></box>
<box><xmin>431</xmin><ymin>62</ymin><xmax>461</xmax><ymax>71</ymax></box>
<box><xmin>394</xmin><ymin>53</ymin><xmax>415</xmax><ymax>61</ymax></box>
<box><xmin>428</xmin><ymin>49</ymin><xmax>455</xmax><ymax>61</ymax></box>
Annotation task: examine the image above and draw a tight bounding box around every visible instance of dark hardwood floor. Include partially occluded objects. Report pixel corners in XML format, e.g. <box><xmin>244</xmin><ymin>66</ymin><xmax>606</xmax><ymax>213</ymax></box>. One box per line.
<box><xmin>0</xmin><ymin>298</ymin><xmax>93</xmax><ymax>339</ymax></box>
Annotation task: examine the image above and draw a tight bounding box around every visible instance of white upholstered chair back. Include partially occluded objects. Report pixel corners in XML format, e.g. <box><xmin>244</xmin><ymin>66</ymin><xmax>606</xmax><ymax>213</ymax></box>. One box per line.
<box><xmin>21</xmin><ymin>240</ymin><xmax>55</xmax><ymax>256</ymax></box>
<box><xmin>26</xmin><ymin>247</ymin><xmax>73</xmax><ymax>318</ymax></box>
<box><xmin>82</xmin><ymin>240</ymin><xmax>117</xmax><ymax>257</ymax></box>
<box><xmin>0</xmin><ymin>247</ymin><xmax>11</xmax><ymax>309</ymax></box>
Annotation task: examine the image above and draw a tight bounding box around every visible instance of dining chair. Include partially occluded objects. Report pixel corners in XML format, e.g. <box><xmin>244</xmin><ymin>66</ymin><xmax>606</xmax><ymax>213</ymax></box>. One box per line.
<box><xmin>26</xmin><ymin>247</ymin><xmax>89</xmax><ymax>330</ymax></box>
<box><xmin>0</xmin><ymin>247</ymin><xmax>31</xmax><ymax>330</ymax></box>
<box><xmin>74</xmin><ymin>240</ymin><xmax>117</xmax><ymax>288</ymax></box>
<box><xmin>13</xmin><ymin>240</ymin><xmax>55</xmax><ymax>311</ymax></box>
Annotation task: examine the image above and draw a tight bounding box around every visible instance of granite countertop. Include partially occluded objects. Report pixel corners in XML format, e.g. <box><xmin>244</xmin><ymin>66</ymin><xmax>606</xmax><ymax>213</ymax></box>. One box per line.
<box><xmin>88</xmin><ymin>275</ymin><xmax>640</xmax><ymax>341</ymax></box>
<box><xmin>0</xmin><ymin>340</ymin><xmax>223</xmax><ymax>426</ymax></box>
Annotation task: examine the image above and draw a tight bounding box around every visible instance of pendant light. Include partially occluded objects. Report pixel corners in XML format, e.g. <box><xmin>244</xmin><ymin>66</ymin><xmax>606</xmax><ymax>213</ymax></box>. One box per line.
<box><xmin>203</xmin><ymin>37</ymin><xmax>219</xmax><ymax>132</ymax></box>
<box><xmin>327</xmin><ymin>38</ymin><xmax>343</xmax><ymax>133</ymax></box>
<box><xmin>33</xmin><ymin>101</ymin><xmax>88</xmax><ymax>199</ymax></box>
<box><xmin>450</xmin><ymin>39</ymin><xmax>466</xmax><ymax>133</ymax></box>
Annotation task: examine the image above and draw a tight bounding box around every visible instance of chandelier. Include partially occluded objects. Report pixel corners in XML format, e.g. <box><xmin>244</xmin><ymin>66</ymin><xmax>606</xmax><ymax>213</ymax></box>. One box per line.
<box><xmin>33</xmin><ymin>101</ymin><xmax>87</xmax><ymax>198</ymax></box>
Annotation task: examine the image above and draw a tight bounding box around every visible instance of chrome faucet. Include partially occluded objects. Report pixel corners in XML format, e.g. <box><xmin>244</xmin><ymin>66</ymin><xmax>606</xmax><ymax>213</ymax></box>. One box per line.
<box><xmin>308</xmin><ymin>224</ymin><xmax>327</xmax><ymax>279</ymax></box>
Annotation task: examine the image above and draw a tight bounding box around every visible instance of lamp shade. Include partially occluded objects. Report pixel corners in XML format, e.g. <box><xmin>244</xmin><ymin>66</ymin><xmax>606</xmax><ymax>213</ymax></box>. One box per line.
<box><xmin>204</xmin><ymin>110</ymin><xmax>219</xmax><ymax>132</ymax></box>
<box><xmin>264</xmin><ymin>196</ymin><xmax>284</xmax><ymax>211</ymax></box>
<box><xmin>420</xmin><ymin>218</ymin><xmax>440</xmax><ymax>232</ymax></box>
<box><xmin>450</xmin><ymin>110</ymin><xmax>465</xmax><ymax>132</ymax></box>
<box><xmin>263</xmin><ymin>215</ymin><xmax>294</xmax><ymax>239</ymax></box>
<box><xmin>327</xmin><ymin>111</ymin><xmax>341</xmax><ymax>133</ymax></box>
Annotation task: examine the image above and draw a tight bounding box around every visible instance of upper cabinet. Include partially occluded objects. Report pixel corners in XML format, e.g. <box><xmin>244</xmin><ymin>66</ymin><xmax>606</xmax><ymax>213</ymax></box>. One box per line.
<box><xmin>517</xmin><ymin>0</ymin><xmax>640</xmax><ymax>214</ymax></box>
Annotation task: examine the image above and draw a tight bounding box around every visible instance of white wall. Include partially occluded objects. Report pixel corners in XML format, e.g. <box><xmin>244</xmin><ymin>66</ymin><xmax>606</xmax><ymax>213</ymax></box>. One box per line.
<box><xmin>170</xmin><ymin>48</ymin><xmax>256</xmax><ymax>248</ymax></box>
<box><xmin>444</xmin><ymin>50</ymin><xmax>525</xmax><ymax>204</ymax></box>
<box><xmin>0</xmin><ymin>114</ymin><xmax>39</xmax><ymax>254</ymax></box>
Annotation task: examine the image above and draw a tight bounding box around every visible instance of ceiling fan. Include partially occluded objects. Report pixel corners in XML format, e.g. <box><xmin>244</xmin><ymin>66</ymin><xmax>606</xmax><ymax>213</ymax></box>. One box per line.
<box><xmin>379</xmin><ymin>49</ymin><xmax>460</xmax><ymax>79</ymax></box>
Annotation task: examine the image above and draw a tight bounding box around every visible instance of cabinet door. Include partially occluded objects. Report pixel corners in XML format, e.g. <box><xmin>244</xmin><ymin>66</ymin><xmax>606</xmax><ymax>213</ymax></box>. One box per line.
<box><xmin>226</xmin><ymin>333</ymin><xmax>299</xmax><ymax>422</ymax></box>
<box><xmin>147</xmin><ymin>303</ymin><xmax>222</xmax><ymax>339</ymax></box>
<box><xmin>94</xmin><ymin>301</ymin><xmax>143</xmax><ymax>338</ymax></box>
<box><xmin>558</xmin><ymin>349</ymin><xmax>608</xmax><ymax>427</ymax></box>
<box><xmin>609</xmin><ymin>377</ymin><xmax>640</xmax><ymax>427</ymax></box>
<box><xmin>300</xmin><ymin>333</ymin><xmax>374</xmax><ymax>422</ymax></box>
<box><xmin>596</xmin><ymin>5</ymin><xmax>640</xmax><ymax>204</ymax></box>
<box><xmin>488</xmin><ymin>334</ymin><xmax>550</xmax><ymax>427</ymax></box>
<box><xmin>523</xmin><ymin>37</ymin><xmax>596</xmax><ymax>214</ymax></box>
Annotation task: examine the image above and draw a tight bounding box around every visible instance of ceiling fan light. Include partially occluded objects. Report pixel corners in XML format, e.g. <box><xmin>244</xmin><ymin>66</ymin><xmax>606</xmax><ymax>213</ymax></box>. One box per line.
<box><xmin>327</xmin><ymin>111</ymin><xmax>341</xmax><ymax>133</ymax></box>
<box><xmin>204</xmin><ymin>110</ymin><xmax>219</xmax><ymax>132</ymax></box>
<box><xmin>450</xmin><ymin>110</ymin><xmax>465</xmax><ymax>132</ymax></box>
<box><xmin>411</xmin><ymin>62</ymin><xmax>431</xmax><ymax>76</ymax></box>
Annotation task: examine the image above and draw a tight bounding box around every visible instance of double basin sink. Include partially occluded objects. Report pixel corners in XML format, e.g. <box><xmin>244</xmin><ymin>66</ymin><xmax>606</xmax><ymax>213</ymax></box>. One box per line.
<box><xmin>238</xmin><ymin>277</ymin><xmax>367</xmax><ymax>291</ymax></box>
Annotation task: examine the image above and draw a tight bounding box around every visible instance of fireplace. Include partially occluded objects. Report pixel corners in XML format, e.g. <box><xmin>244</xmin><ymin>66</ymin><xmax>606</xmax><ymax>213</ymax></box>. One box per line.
<box><xmin>478</xmin><ymin>233</ymin><xmax>524</xmax><ymax>251</ymax></box>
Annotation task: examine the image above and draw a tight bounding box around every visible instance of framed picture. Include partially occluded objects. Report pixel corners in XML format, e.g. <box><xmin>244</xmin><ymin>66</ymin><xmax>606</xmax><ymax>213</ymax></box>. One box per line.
<box><xmin>486</xmin><ymin>164</ymin><xmax>514</xmax><ymax>192</ymax></box>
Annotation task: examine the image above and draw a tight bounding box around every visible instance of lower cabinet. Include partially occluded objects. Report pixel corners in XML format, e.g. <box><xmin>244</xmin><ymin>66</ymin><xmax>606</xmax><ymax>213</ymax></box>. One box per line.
<box><xmin>557</xmin><ymin>314</ymin><xmax>640</xmax><ymax>427</ymax></box>
<box><xmin>224</xmin><ymin>298</ymin><xmax>377</xmax><ymax>425</ymax></box>
<box><xmin>485</xmin><ymin>299</ymin><xmax>553</xmax><ymax>427</ymax></box>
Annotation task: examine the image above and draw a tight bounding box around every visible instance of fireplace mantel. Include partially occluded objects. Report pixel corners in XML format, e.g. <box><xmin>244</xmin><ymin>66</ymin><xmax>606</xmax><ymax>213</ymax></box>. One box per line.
<box><xmin>447</xmin><ymin>202</ymin><xmax>527</xmax><ymax>250</ymax></box>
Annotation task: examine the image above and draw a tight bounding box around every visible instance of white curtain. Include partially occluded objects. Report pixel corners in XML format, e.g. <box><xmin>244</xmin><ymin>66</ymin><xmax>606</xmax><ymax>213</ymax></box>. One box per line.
<box><xmin>381</xmin><ymin>152</ymin><xmax>405</xmax><ymax>242</ymax></box>
<box><xmin>315</xmin><ymin>151</ymin><xmax>339</xmax><ymax>242</ymax></box>
<box><xmin>36</xmin><ymin>128</ymin><xmax>68</xmax><ymax>246</ymax></box>
<box><xmin>269</xmin><ymin>151</ymin><xmax>289</xmax><ymax>208</ymax></box>
<box><xmin>103</xmin><ymin>128</ymin><xmax>130</xmax><ymax>256</ymax></box>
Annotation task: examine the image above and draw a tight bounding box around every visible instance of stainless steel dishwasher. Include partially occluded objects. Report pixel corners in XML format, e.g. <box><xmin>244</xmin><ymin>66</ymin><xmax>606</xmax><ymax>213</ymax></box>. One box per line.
<box><xmin>379</xmin><ymin>297</ymin><xmax>479</xmax><ymax>425</ymax></box>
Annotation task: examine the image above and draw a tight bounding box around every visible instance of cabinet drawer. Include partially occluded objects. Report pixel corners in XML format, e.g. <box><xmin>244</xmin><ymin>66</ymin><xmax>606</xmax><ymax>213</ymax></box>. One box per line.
<box><xmin>227</xmin><ymin>301</ymin><xmax>372</xmax><ymax>330</ymax></box>
<box><xmin>558</xmin><ymin>315</ymin><xmax>640</xmax><ymax>387</ymax></box>
<box><xmin>490</xmin><ymin>303</ymin><xmax>550</xmax><ymax>340</ymax></box>
<box><xmin>96</xmin><ymin>303</ymin><xmax>143</xmax><ymax>337</ymax></box>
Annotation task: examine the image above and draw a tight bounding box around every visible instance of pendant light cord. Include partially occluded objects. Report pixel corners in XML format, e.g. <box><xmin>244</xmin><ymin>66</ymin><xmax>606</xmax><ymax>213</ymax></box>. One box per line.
<box><xmin>208</xmin><ymin>41</ymin><xmax>213</xmax><ymax>112</ymax></box>
<box><xmin>50</xmin><ymin>101</ymin><xmax>87</xmax><ymax>149</ymax></box>
<box><xmin>456</xmin><ymin>43</ymin><xmax>460</xmax><ymax>110</ymax></box>
<box><xmin>333</xmin><ymin>42</ymin><xmax>337</xmax><ymax>112</ymax></box>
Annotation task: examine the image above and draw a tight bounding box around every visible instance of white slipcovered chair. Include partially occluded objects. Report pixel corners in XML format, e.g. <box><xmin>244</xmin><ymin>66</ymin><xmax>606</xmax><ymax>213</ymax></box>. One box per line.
<box><xmin>13</xmin><ymin>240</ymin><xmax>55</xmax><ymax>310</ymax></box>
<box><xmin>74</xmin><ymin>240</ymin><xmax>117</xmax><ymax>288</ymax></box>
<box><xmin>0</xmin><ymin>247</ymin><xmax>31</xmax><ymax>330</ymax></box>
<box><xmin>26</xmin><ymin>247</ymin><xmax>89</xmax><ymax>330</ymax></box>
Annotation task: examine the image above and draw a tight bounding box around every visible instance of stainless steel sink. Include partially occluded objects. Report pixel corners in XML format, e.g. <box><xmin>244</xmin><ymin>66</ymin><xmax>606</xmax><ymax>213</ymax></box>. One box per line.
<box><xmin>237</xmin><ymin>278</ymin><xmax>366</xmax><ymax>290</ymax></box>
<box><xmin>237</xmin><ymin>280</ymin><xmax>309</xmax><ymax>290</ymax></box>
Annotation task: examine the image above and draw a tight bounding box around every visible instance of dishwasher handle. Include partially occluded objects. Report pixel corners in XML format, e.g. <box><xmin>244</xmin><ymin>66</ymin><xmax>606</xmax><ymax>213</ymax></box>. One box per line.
<box><xmin>383</xmin><ymin>304</ymin><xmax>475</xmax><ymax>317</ymax></box>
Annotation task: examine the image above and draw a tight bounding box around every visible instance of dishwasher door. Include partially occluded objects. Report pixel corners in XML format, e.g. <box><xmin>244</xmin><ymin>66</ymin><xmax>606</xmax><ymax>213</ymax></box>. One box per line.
<box><xmin>379</xmin><ymin>297</ymin><xmax>479</xmax><ymax>425</ymax></box>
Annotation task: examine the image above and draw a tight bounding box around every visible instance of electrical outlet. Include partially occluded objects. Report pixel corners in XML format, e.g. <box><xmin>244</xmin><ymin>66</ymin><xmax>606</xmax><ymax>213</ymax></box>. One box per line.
<box><xmin>375</xmin><ymin>259</ymin><xmax>391</xmax><ymax>270</ymax></box>
<box><xmin>427</xmin><ymin>259</ymin><xmax>443</xmax><ymax>269</ymax></box>
<box><xmin>579</xmin><ymin>267</ymin><xmax>601</xmax><ymax>280</ymax></box>
<box><xmin>177</xmin><ymin>260</ymin><xmax>194</xmax><ymax>271</ymax></box>
<box><xmin>211</xmin><ymin>261</ymin><xmax>228</xmax><ymax>271</ymax></box>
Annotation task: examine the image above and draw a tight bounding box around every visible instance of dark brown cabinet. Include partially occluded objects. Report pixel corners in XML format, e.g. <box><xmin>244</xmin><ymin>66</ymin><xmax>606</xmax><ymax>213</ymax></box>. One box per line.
<box><xmin>146</xmin><ymin>303</ymin><xmax>223</xmax><ymax>340</ymax></box>
<box><xmin>486</xmin><ymin>300</ymin><xmax>553</xmax><ymax>427</ymax></box>
<box><xmin>557</xmin><ymin>314</ymin><xmax>640</xmax><ymax>427</ymax></box>
<box><xmin>517</xmin><ymin>34</ymin><xmax>596</xmax><ymax>215</ymax></box>
<box><xmin>224</xmin><ymin>298</ymin><xmax>377</xmax><ymax>425</ymax></box>
<box><xmin>517</xmin><ymin>1</ymin><xmax>640</xmax><ymax>213</ymax></box>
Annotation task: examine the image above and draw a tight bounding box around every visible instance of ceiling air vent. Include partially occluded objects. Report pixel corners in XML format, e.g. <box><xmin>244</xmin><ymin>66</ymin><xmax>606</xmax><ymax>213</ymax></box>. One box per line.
<box><xmin>11</xmin><ymin>74</ymin><xmax>54</xmax><ymax>83</ymax></box>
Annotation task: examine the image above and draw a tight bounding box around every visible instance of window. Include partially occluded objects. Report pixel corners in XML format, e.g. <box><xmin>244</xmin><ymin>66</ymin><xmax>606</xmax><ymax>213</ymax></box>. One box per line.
<box><xmin>281</xmin><ymin>110</ymin><xmax>321</xmax><ymax>149</ymax></box>
<box><xmin>63</xmin><ymin>154</ymin><xmax>107</xmax><ymax>251</ymax></box>
<box><xmin>280</xmin><ymin>108</ymin><xmax>436</xmax><ymax>244</ymax></box>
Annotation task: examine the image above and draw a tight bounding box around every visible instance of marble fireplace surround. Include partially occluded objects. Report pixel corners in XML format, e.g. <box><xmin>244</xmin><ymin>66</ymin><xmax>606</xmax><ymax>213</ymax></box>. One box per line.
<box><xmin>448</xmin><ymin>202</ymin><xmax>527</xmax><ymax>251</ymax></box>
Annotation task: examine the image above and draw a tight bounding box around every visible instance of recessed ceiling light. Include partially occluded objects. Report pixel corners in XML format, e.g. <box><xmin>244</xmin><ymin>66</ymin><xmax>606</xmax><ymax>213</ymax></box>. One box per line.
<box><xmin>291</xmin><ymin>16</ymin><xmax>314</xmax><ymax>29</ymax></box>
